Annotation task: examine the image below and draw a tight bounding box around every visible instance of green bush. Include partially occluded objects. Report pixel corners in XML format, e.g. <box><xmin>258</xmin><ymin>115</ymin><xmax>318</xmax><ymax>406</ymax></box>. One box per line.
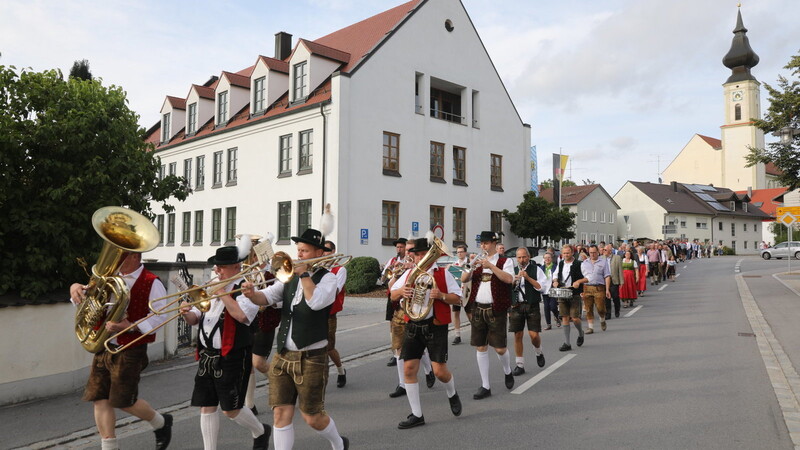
<box><xmin>344</xmin><ymin>256</ymin><xmax>381</xmax><ymax>294</ymax></box>
<box><xmin>721</xmin><ymin>246</ymin><xmax>736</xmax><ymax>256</ymax></box>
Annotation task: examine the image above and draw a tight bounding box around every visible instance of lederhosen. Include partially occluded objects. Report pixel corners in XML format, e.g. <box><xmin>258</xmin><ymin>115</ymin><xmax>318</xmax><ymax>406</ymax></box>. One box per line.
<box><xmin>400</xmin><ymin>268</ymin><xmax>451</xmax><ymax>363</ymax></box>
<box><xmin>509</xmin><ymin>264</ymin><xmax>543</xmax><ymax>333</ymax></box>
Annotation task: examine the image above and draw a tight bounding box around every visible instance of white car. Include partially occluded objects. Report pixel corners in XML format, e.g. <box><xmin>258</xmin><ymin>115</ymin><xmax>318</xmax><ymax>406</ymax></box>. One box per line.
<box><xmin>760</xmin><ymin>241</ymin><xmax>800</xmax><ymax>260</ymax></box>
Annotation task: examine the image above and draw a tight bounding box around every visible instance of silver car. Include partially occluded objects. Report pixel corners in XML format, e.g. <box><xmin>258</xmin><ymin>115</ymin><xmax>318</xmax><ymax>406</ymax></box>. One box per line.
<box><xmin>760</xmin><ymin>241</ymin><xmax>800</xmax><ymax>260</ymax></box>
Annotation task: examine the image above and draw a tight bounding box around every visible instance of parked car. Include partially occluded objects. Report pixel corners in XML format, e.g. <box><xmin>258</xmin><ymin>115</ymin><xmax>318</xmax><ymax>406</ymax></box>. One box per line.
<box><xmin>760</xmin><ymin>241</ymin><xmax>800</xmax><ymax>260</ymax></box>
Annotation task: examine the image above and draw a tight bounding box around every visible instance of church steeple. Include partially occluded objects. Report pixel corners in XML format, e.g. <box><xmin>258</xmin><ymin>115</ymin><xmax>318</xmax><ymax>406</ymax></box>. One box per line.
<box><xmin>722</xmin><ymin>7</ymin><xmax>760</xmax><ymax>83</ymax></box>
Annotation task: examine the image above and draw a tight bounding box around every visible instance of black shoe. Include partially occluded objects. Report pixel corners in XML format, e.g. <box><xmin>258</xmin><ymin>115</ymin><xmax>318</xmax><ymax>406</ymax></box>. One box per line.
<box><xmin>577</xmin><ymin>335</ymin><xmax>585</xmax><ymax>347</ymax></box>
<box><xmin>537</xmin><ymin>353</ymin><xmax>545</xmax><ymax>368</ymax></box>
<box><xmin>389</xmin><ymin>385</ymin><xmax>407</xmax><ymax>398</ymax></box>
<box><xmin>252</xmin><ymin>424</ymin><xmax>271</xmax><ymax>450</ymax></box>
<box><xmin>341</xmin><ymin>436</ymin><xmax>349</xmax><ymax>450</ymax></box>
<box><xmin>452</xmin><ymin>336</ymin><xmax>462</xmax><ymax>345</ymax></box>
<box><xmin>505</xmin><ymin>373</ymin><xmax>515</xmax><ymax>389</ymax></box>
<box><xmin>605</xmin><ymin>313</ymin><xmax>611</xmax><ymax>320</ymax></box>
<box><xmin>250</xmin><ymin>405</ymin><xmax>258</xmax><ymax>416</ymax></box>
<box><xmin>449</xmin><ymin>393</ymin><xmax>462</xmax><ymax>416</ymax></box>
<box><xmin>154</xmin><ymin>413</ymin><xmax>173</xmax><ymax>450</ymax></box>
<box><xmin>512</xmin><ymin>366</ymin><xmax>525</xmax><ymax>376</ymax></box>
<box><xmin>559</xmin><ymin>343</ymin><xmax>572</xmax><ymax>352</ymax></box>
<box><xmin>425</xmin><ymin>371</ymin><xmax>436</xmax><ymax>389</ymax></box>
<box><xmin>473</xmin><ymin>387</ymin><xmax>492</xmax><ymax>400</ymax></box>
<box><xmin>398</xmin><ymin>414</ymin><xmax>425</xmax><ymax>429</ymax></box>
<box><xmin>337</xmin><ymin>369</ymin><xmax>347</xmax><ymax>388</ymax></box>
<box><xmin>387</xmin><ymin>357</ymin><xmax>397</xmax><ymax>367</ymax></box>
<box><xmin>615</xmin><ymin>311</ymin><xmax>620</xmax><ymax>318</ymax></box>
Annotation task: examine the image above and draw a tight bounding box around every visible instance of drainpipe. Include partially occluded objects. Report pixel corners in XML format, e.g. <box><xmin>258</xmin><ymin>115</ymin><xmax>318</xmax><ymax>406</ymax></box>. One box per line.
<box><xmin>320</xmin><ymin>103</ymin><xmax>327</xmax><ymax>212</ymax></box>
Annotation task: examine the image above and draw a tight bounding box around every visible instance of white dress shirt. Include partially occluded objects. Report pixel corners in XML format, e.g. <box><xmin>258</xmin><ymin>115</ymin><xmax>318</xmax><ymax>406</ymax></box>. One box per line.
<box><xmin>475</xmin><ymin>253</ymin><xmax>514</xmax><ymax>304</ymax></box>
<box><xmin>188</xmin><ymin>278</ymin><xmax>260</xmax><ymax>350</ymax></box>
<box><xmin>391</xmin><ymin>263</ymin><xmax>460</xmax><ymax>320</ymax></box>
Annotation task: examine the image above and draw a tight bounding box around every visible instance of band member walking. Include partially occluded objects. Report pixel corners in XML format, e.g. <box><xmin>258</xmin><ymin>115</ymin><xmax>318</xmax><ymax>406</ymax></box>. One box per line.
<box><xmin>69</xmin><ymin>252</ymin><xmax>173</xmax><ymax>450</ymax></box>
<box><xmin>462</xmin><ymin>231</ymin><xmax>515</xmax><ymax>399</ymax></box>
<box><xmin>324</xmin><ymin>240</ymin><xmax>348</xmax><ymax>388</ymax></box>
<box><xmin>450</xmin><ymin>244</ymin><xmax>470</xmax><ymax>344</ymax></box>
<box><xmin>243</xmin><ymin>228</ymin><xmax>348</xmax><ymax>450</ymax></box>
<box><xmin>581</xmin><ymin>245</ymin><xmax>611</xmax><ymax>334</ymax></box>
<box><xmin>180</xmin><ymin>246</ymin><xmax>270</xmax><ymax>450</ymax></box>
<box><xmin>383</xmin><ymin>238</ymin><xmax>407</xmax><ymax>367</ymax></box>
<box><xmin>391</xmin><ymin>235</ymin><xmax>462</xmax><ymax>429</ymax></box>
<box><xmin>553</xmin><ymin>245</ymin><xmax>586</xmax><ymax>351</ymax></box>
<box><xmin>509</xmin><ymin>247</ymin><xmax>546</xmax><ymax>376</ymax></box>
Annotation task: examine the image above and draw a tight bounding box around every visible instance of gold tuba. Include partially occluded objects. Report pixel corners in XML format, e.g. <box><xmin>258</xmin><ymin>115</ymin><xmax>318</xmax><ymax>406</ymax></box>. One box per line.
<box><xmin>402</xmin><ymin>236</ymin><xmax>447</xmax><ymax>321</ymax></box>
<box><xmin>75</xmin><ymin>206</ymin><xmax>160</xmax><ymax>353</ymax></box>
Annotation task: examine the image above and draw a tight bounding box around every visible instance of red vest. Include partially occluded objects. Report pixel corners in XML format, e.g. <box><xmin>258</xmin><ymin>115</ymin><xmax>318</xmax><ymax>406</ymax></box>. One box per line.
<box><xmin>404</xmin><ymin>268</ymin><xmax>451</xmax><ymax>324</ymax></box>
<box><xmin>116</xmin><ymin>268</ymin><xmax>158</xmax><ymax>348</ymax></box>
<box><xmin>330</xmin><ymin>266</ymin><xmax>346</xmax><ymax>316</ymax></box>
<box><xmin>467</xmin><ymin>256</ymin><xmax>511</xmax><ymax>313</ymax></box>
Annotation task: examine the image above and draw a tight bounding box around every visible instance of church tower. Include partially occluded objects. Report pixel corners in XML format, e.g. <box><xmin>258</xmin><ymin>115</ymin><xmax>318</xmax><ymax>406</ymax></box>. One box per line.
<box><xmin>720</xmin><ymin>7</ymin><xmax>766</xmax><ymax>190</ymax></box>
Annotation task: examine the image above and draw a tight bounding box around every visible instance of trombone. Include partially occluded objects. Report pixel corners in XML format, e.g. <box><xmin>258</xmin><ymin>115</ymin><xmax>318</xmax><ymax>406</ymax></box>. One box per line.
<box><xmin>270</xmin><ymin>251</ymin><xmax>352</xmax><ymax>283</ymax></box>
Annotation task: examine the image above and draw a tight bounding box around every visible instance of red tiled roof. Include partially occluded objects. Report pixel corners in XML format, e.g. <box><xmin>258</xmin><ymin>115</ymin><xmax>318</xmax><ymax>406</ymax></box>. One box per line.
<box><xmin>190</xmin><ymin>84</ymin><xmax>215</xmax><ymax>100</ymax></box>
<box><xmin>733</xmin><ymin>187</ymin><xmax>788</xmax><ymax>217</ymax></box>
<box><xmin>236</xmin><ymin>65</ymin><xmax>254</xmax><ymax>77</ymax></box>
<box><xmin>296</xmin><ymin>39</ymin><xmax>351</xmax><ymax>64</ymax></box>
<box><xmin>166</xmin><ymin>96</ymin><xmax>186</xmax><ymax>110</ymax></box>
<box><xmin>221</xmin><ymin>71</ymin><xmax>250</xmax><ymax>89</ymax></box>
<box><xmin>766</xmin><ymin>162</ymin><xmax>783</xmax><ymax>176</ymax></box>
<box><xmin>539</xmin><ymin>184</ymin><xmax>601</xmax><ymax>205</ymax></box>
<box><xmin>257</xmin><ymin>55</ymin><xmax>289</xmax><ymax>74</ymax></box>
<box><xmin>314</xmin><ymin>0</ymin><xmax>422</xmax><ymax>73</ymax></box>
<box><xmin>698</xmin><ymin>134</ymin><xmax>722</xmax><ymax>149</ymax></box>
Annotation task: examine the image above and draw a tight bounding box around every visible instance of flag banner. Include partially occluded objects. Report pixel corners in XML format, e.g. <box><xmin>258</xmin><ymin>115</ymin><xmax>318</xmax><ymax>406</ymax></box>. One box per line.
<box><xmin>530</xmin><ymin>145</ymin><xmax>538</xmax><ymax>194</ymax></box>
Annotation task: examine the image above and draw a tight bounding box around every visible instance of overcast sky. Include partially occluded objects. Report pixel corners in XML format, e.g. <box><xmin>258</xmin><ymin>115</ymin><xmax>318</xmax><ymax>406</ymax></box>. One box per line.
<box><xmin>2</xmin><ymin>0</ymin><xmax>798</xmax><ymax>195</ymax></box>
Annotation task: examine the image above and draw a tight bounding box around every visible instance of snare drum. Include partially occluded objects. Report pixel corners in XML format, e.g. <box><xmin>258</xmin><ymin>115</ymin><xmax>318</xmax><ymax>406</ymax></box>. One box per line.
<box><xmin>549</xmin><ymin>287</ymin><xmax>573</xmax><ymax>299</ymax></box>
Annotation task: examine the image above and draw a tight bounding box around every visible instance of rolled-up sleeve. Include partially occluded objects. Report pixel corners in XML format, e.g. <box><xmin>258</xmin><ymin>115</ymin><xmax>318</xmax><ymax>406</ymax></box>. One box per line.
<box><xmin>258</xmin><ymin>281</ymin><xmax>285</xmax><ymax>308</ymax></box>
<box><xmin>137</xmin><ymin>279</ymin><xmax>169</xmax><ymax>335</ymax></box>
<box><xmin>306</xmin><ymin>272</ymin><xmax>337</xmax><ymax>310</ymax></box>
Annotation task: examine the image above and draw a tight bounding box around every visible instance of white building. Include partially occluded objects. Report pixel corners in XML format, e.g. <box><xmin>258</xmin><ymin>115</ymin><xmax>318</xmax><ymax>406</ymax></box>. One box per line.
<box><xmin>146</xmin><ymin>0</ymin><xmax>530</xmax><ymax>264</ymax></box>
<box><xmin>539</xmin><ymin>184</ymin><xmax>620</xmax><ymax>245</ymax></box>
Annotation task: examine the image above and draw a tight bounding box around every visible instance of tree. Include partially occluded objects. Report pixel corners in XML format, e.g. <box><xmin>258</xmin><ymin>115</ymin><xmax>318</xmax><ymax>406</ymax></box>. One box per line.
<box><xmin>0</xmin><ymin>65</ymin><xmax>190</xmax><ymax>299</ymax></box>
<box><xmin>503</xmin><ymin>191</ymin><xmax>577</xmax><ymax>242</ymax></box>
<box><xmin>69</xmin><ymin>59</ymin><xmax>92</xmax><ymax>81</ymax></box>
<box><xmin>746</xmin><ymin>51</ymin><xmax>800</xmax><ymax>189</ymax></box>
<box><xmin>539</xmin><ymin>178</ymin><xmax>577</xmax><ymax>190</ymax></box>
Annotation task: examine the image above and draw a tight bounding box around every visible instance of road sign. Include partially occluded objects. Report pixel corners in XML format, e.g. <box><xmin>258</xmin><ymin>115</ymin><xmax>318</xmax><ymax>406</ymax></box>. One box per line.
<box><xmin>779</xmin><ymin>213</ymin><xmax>797</xmax><ymax>226</ymax></box>
<box><xmin>411</xmin><ymin>221</ymin><xmax>419</xmax><ymax>237</ymax></box>
<box><xmin>776</xmin><ymin>206</ymin><xmax>800</xmax><ymax>216</ymax></box>
<box><xmin>432</xmin><ymin>224</ymin><xmax>444</xmax><ymax>240</ymax></box>
<box><xmin>360</xmin><ymin>228</ymin><xmax>368</xmax><ymax>245</ymax></box>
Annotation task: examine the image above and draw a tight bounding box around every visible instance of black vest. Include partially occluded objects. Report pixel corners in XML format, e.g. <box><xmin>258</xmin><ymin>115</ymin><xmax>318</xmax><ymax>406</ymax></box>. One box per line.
<box><xmin>557</xmin><ymin>259</ymin><xmax>584</xmax><ymax>294</ymax></box>
<box><xmin>512</xmin><ymin>264</ymin><xmax>542</xmax><ymax>305</ymax></box>
<box><xmin>276</xmin><ymin>269</ymin><xmax>331</xmax><ymax>352</ymax></box>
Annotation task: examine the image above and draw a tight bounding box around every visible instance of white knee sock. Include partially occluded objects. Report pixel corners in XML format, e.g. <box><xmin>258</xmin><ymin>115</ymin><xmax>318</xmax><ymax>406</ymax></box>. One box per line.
<box><xmin>405</xmin><ymin>382</ymin><xmax>422</xmax><ymax>417</ymax></box>
<box><xmin>200</xmin><ymin>412</ymin><xmax>219</xmax><ymax>450</ymax></box>
<box><xmin>534</xmin><ymin>346</ymin><xmax>543</xmax><ymax>355</ymax></box>
<box><xmin>396</xmin><ymin>358</ymin><xmax>406</xmax><ymax>388</ymax></box>
<box><xmin>316</xmin><ymin>417</ymin><xmax>344</xmax><ymax>450</ymax></box>
<box><xmin>274</xmin><ymin>424</ymin><xmax>294</xmax><ymax>450</ymax></box>
<box><xmin>515</xmin><ymin>356</ymin><xmax>525</xmax><ymax>368</ymax></box>
<box><xmin>148</xmin><ymin>411</ymin><xmax>165</xmax><ymax>430</ymax></box>
<box><xmin>231</xmin><ymin>407</ymin><xmax>265</xmax><ymax>438</ymax></box>
<box><xmin>498</xmin><ymin>351</ymin><xmax>512</xmax><ymax>375</ymax></box>
<box><xmin>444</xmin><ymin>375</ymin><xmax>456</xmax><ymax>398</ymax></box>
<box><xmin>421</xmin><ymin>351</ymin><xmax>432</xmax><ymax>375</ymax></box>
<box><xmin>101</xmin><ymin>438</ymin><xmax>119</xmax><ymax>450</ymax></box>
<box><xmin>245</xmin><ymin>371</ymin><xmax>256</xmax><ymax>409</ymax></box>
<box><xmin>476</xmin><ymin>350</ymin><xmax>490</xmax><ymax>389</ymax></box>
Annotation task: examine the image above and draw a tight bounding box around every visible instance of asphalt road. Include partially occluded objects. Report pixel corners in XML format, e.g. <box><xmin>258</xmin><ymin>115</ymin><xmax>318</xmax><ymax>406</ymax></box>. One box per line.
<box><xmin>4</xmin><ymin>255</ymin><xmax>797</xmax><ymax>449</ymax></box>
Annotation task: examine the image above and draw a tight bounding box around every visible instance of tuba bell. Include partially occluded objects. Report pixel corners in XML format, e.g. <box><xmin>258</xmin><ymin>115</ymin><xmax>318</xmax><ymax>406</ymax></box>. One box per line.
<box><xmin>402</xmin><ymin>236</ymin><xmax>447</xmax><ymax>321</ymax></box>
<box><xmin>74</xmin><ymin>206</ymin><xmax>160</xmax><ymax>353</ymax></box>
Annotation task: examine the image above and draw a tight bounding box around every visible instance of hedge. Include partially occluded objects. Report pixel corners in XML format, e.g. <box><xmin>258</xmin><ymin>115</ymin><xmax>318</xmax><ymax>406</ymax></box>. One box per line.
<box><xmin>344</xmin><ymin>256</ymin><xmax>382</xmax><ymax>294</ymax></box>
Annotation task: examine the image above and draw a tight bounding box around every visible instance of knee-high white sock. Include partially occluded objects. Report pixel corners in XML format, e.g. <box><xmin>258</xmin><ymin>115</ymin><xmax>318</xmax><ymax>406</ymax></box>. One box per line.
<box><xmin>200</xmin><ymin>412</ymin><xmax>219</xmax><ymax>450</ymax></box>
<box><xmin>421</xmin><ymin>350</ymin><xmax>432</xmax><ymax>375</ymax></box>
<box><xmin>148</xmin><ymin>411</ymin><xmax>165</xmax><ymax>430</ymax></box>
<box><xmin>515</xmin><ymin>356</ymin><xmax>525</xmax><ymax>368</ymax></box>
<box><xmin>498</xmin><ymin>351</ymin><xmax>512</xmax><ymax>375</ymax></box>
<box><xmin>476</xmin><ymin>350</ymin><xmax>491</xmax><ymax>389</ymax></box>
<box><xmin>101</xmin><ymin>438</ymin><xmax>119</xmax><ymax>450</ymax></box>
<box><xmin>274</xmin><ymin>424</ymin><xmax>294</xmax><ymax>450</ymax></box>
<box><xmin>316</xmin><ymin>417</ymin><xmax>344</xmax><ymax>450</ymax></box>
<box><xmin>443</xmin><ymin>375</ymin><xmax>456</xmax><ymax>398</ymax></box>
<box><xmin>396</xmin><ymin>358</ymin><xmax>406</xmax><ymax>388</ymax></box>
<box><xmin>245</xmin><ymin>370</ymin><xmax>256</xmax><ymax>409</ymax></box>
<box><xmin>231</xmin><ymin>407</ymin><xmax>265</xmax><ymax>438</ymax></box>
<box><xmin>405</xmin><ymin>382</ymin><xmax>423</xmax><ymax>417</ymax></box>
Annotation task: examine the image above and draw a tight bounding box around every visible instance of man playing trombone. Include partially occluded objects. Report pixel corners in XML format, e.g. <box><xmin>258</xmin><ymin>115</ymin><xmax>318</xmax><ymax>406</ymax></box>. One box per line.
<box><xmin>242</xmin><ymin>228</ymin><xmax>349</xmax><ymax>450</ymax></box>
<box><xmin>179</xmin><ymin>246</ymin><xmax>270</xmax><ymax>450</ymax></box>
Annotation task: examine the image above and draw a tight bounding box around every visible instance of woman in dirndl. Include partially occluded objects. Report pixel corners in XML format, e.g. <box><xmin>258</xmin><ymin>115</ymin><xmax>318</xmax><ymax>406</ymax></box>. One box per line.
<box><xmin>621</xmin><ymin>250</ymin><xmax>640</xmax><ymax>308</ymax></box>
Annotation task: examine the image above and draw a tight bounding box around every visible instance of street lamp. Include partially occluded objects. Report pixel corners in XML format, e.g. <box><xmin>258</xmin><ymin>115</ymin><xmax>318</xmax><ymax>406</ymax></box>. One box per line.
<box><xmin>773</xmin><ymin>125</ymin><xmax>800</xmax><ymax>144</ymax></box>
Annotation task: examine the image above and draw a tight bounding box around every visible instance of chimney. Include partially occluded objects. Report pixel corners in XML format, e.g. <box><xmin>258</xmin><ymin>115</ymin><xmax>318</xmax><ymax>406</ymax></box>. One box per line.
<box><xmin>671</xmin><ymin>181</ymin><xmax>678</xmax><ymax>192</ymax></box>
<box><xmin>275</xmin><ymin>32</ymin><xmax>293</xmax><ymax>61</ymax></box>
<box><xmin>747</xmin><ymin>186</ymin><xmax>753</xmax><ymax>198</ymax></box>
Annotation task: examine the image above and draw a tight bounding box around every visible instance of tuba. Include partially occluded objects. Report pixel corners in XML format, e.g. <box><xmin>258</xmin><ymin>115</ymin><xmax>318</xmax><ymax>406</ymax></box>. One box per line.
<box><xmin>402</xmin><ymin>236</ymin><xmax>447</xmax><ymax>321</ymax></box>
<box><xmin>75</xmin><ymin>206</ymin><xmax>160</xmax><ymax>353</ymax></box>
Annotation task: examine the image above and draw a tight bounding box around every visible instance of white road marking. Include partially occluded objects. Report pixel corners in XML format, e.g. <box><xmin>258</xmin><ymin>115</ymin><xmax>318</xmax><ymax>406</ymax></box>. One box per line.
<box><xmin>675</xmin><ymin>273</ymin><xmax>680</xmax><ymax>278</ymax></box>
<box><xmin>682</xmin><ymin>265</ymin><xmax>688</xmax><ymax>269</ymax></box>
<box><xmin>511</xmin><ymin>353</ymin><xmax>576</xmax><ymax>394</ymax></box>
<box><xmin>337</xmin><ymin>321</ymin><xmax>384</xmax><ymax>335</ymax></box>
<box><xmin>624</xmin><ymin>305</ymin><xmax>643</xmax><ymax>317</ymax></box>
<box><xmin>658</xmin><ymin>284</ymin><xmax>667</xmax><ymax>291</ymax></box>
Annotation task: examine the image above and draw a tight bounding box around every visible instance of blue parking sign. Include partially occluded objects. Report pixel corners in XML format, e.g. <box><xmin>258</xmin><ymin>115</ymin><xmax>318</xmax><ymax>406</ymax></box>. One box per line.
<box><xmin>412</xmin><ymin>222</ymin><xmax>419</xmax><ymax>232</ymax></box>
<box><xmin>360</xmin><ymin>229</ymin><xmax>368</xmax><ymax>239</ymax></box>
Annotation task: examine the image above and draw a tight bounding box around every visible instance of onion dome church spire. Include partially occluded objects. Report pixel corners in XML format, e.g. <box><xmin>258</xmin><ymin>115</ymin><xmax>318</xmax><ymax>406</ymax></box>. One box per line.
<box><xmin>722</xmin><ymin>6</ymin><xmax>759</xmax><ymax>83</ymax></box>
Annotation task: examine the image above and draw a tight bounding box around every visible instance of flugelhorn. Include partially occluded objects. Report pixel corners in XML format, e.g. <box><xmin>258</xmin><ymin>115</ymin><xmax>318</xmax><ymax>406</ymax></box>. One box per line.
<box><xmin>402</xmin><ymin>236</ymin><xmax>447</xmax><ymax>321</ymax></box>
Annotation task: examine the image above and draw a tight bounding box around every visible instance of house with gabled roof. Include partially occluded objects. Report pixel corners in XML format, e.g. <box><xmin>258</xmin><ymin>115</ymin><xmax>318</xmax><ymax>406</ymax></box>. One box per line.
<box><xmin>145</xmin><ymin>0</ymin><xmax>531</xmax><ymax>262</ymax></box>
<box><xmin>539</xmin><ymin>184</ymin><xmax>620</xmax><ymax>245</ymax></box>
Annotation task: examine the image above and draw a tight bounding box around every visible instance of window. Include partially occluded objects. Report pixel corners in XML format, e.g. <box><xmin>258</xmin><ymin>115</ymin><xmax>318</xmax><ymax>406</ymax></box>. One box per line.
<box><xmin>183</xmin><ymin>158</ymin><xmax>192</xmax><ymax>187</ymax></box>
<box><xmin>453</xmin><ymin>146</ymin><xmax>466</xmax><ymax>185</ymax></box>
<box><xmin>731</xmin><ymin>222</ymin><xmax>735</xmax><ymax>237</ymax></box>
<box><xmin>600</xmin><ymin>234</ymin><xmax>606</xmax><ymax>244</ymax></box>
<box><xmin>680</xmin><ymin>219</ymin><xmax>687</xmax><ymax>228</ymax></box>
<box><xmin>211</xmin><ymin>208</ymin><xmax>222</xmax><ymax>244</ymax></box>
<box><xmin>609</xmin><ymin>234</ymin><xmax>615</xmax><ymax>244</ymax></box>
<box><xmin>298</xmin><ymin>199</ymin><xmax>312</xmax><ymax>233</ymax></box>
<box><xmin>472</xmin><ymin>89</ymin><xmax>480</xmax><ymax>128</ymax></box>
<box><xmin>744</xmin><ymin>203</ymin><xmax>748</xmax><ymax>212</ymax></box>
<box><xmin>590</xmin><ymin>233</ymin><xmax>597</xmax><ymax>243</ymax></box>
<box><xmin>213</xmin><ymin>151</ymin><xmax>223</xmax><ymax>187</ymax></box>
<box><xmin>453</xmin><ymin>207</ymin><xmax>466</xmax><ymax>244</ymax></box>
<box><xmin>580</xmin><ymin>232</ymin><xmax>588</xmax><ymax>244</ymax></box>
<box><xmin>719</xmin><ymin>221</ymin><xmax>723</xmax><ymax>231</ymax></box>
<box><xmin>168</xmin><ymin>162</ymin><xmax>176</xmax><ymax>176</ymax></box>
<box><xmin>217</xmin><ymin>91</ymin><xmax>229</xmax><ymax>124</ymax></box>
<box><xmin>610</xmin><ymin>213</ymin><xmax>615</xmax><ymax>224</ymax></box>
<box><xmin>490</xmin><ymin>154</ymin><xmax>502</xmax><ymax>190</ymax></box>
<box><xmin>732</xmin><ymin>240</ymin><xmax>736</xmax><ymax>250</ymax></box>
<box><xmin>182</xmin><ymin>212</ymin><xmax>191</xmax><ymax>245</ymax></box>
<box><xmin>161</xmin><ymin>113</ymin><xmax>170</xmax><ymax>143</ymax></box>
<box><xmin>743</xmin><ymin>223</ymin><xmax>748</xmax><ymax>232</ymax></box>
<box><xmin>293</xmin><ymin>62</ymin><xmax>307</xmax><ymax>100</ymax></box>
<box><xmin>582</xmin><ymin>210</ymin><xmax>588</xmax><ymax>222</ymax></box>
<box><xmin>187</xmin><ymin>103</ymin><xmax>197</xmax><ymax>135</ymax></box>
<box><xmin>279</xmin><ymin>134</ymin><xmax>292</xmax><ymax>176</ymax></box>
<box><xmin>591</xmin><ymin>211</ymin><xmax>597</xmax><ymax>222</ymax></box>
<box><xmin>383</xmin><ymin>132</ymin><xmax>400</xmax><ymax>175</ymax></box>
<box><xmin>696</xmin><ymin>221</ymin><xmax>708</xmax><ymax>229</ymax></box>
<box><xmin>226</xmin><ymin>147</ymin><xmax>237</xmax><ymax>184</ymax></box>
<box><xmin>430</xmin><ymin>141</ymin><xmax>444</xmax><ymax>181</ymax></box>
<box><xmin>156</xmin><ymin>215</ymin><xmax>164</xmax><ymax>245</ymax></box>
<box><xmin>430</xmin><ymin>86</ymin><xmax>462</xmax><ymax>123</ymax></box>
<box><xmin>278</xmin><ymin>202</ymin><xmax>291</xmax><ymax>243</ymax></box>
<box><xmin>159</xmin><ymin>164</ymin><xmax>165</xmax><ymax>181</ymax></box>
<box><xmin>430</xmin><ymin>205</ymin><xmax>444</xmax><ymax>230</ymax></box>
<box><xmin>754</xmin><ymin>224</ymin><xmax>758</xmax><ymax>232</ymax></box>
<box><xmin>491</xmin><ymin>211</ymin><xmax>503</xmax><ymax>234</ymax></box>
<box><xmin>735</xmin><ymin>104</ymin><xmax>741</xmax><ymax>121</ymax></box>
<box><xmin>382</xmin><ymin>201</ymin><xmax>399</xmax><ymax>245</ymax></box>
<box><xmin>730</xmin><ymin>201</ymin><xmax>735</xmax><ymax>211</ymax></box>
<box><xmin>194</xmin><ymin>211</ymin><xmax>204</xmax><ymax>244</ymax></box>
<box><xmin>299</xmin><ymin>130</ymin><xmax>313</xmax><ymax>172</ymax></box>
<box><xmin>414</xmin><ymin>73</ymin><xmax>424</xmax><ymax>114</ymax></box>
<box><xmin>225</xmin><ymin>207</ymin><xmax>237</xmax><ymax>243</ymax></box>
<box><xmin>744</xmin><ymin>240</ymin><xmax>748</xmax><ymax>249</ymax></box>
<box><xmin>195</xmin><ymin>155</ymin><xmax>205</xmax><ymax>190</ymax></box>
<box><xmin>167</xmin><ymin>213</ymin><xmax>176</xmax><ymax>245</ymax></box>
<box><xmin>253</xmin><ymin>76</ymin><xmax>266</xmax><ymax>113</ymax></box>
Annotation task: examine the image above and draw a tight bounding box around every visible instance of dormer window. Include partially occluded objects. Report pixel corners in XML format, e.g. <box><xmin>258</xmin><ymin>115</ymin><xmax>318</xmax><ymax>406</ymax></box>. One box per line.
<box><xmin>730</xmin><ymin>201</ymin><xmax>735</xmax><ymax>211</ymax></box>
<box><xmin>293</xmin><ymin>62</ymin><xmax>307</xmax><ymax>100</ymax></box>
<box><xmin>254</xmin><ymin>77</ymin><xmax>266</xmax><ymax>113</ymax></box>
<box><xmin>187</xmin><ymin>103</ymin><xmax>197</xmax><ymax>135</ymax></box>
<box><xmin>161</xmin><ymin>113</ymin><xmax>171</xmax><ymax>143</ymax></box>
<box><xmin>217</xmin><ymin>91</ymin><xmax>229</xmax><ymax>124</ymax></box>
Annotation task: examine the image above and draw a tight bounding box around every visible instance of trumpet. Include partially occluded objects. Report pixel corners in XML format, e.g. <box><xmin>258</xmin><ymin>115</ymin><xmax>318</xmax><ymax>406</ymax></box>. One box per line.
<box><xmin>383</xmin><ymin>255</ymin><xmax>411</xmax><ymax>280</ymax></box>
<box><xmin>450</xmin><ymin>251</ymin><xmax>489</xmax><ymax>276</ymax></box>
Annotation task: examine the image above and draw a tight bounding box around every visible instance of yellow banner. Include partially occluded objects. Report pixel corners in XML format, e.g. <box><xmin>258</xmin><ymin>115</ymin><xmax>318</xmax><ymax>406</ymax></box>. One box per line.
<box><xmin>556</xmin><ymin>155</ymin><xmax>569</xmax><ymax>182</ymax></box>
